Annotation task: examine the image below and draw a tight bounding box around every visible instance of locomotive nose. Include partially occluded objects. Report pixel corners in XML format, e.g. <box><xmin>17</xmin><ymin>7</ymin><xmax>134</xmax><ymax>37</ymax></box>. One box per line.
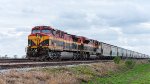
<box><xmin>28</xmin><ymin>33</ymin><xmax>50</xmax><ymax>47</ymax></box>
<box><xmin>28</xmin><ymin>33</ymin><xmax>43</xmax><ymax>47</ymax></box>
<box><xmin>35</xmin><ymin>33</ymin><xmax>42</xmax><ymax>46</ymax></box>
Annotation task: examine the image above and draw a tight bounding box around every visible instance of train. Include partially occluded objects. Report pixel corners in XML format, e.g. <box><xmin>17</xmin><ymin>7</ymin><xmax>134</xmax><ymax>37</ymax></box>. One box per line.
<box><xmin>26</xmin><ymin>26</ymin><xmax>149</xmax><ymax>61</ymax></box>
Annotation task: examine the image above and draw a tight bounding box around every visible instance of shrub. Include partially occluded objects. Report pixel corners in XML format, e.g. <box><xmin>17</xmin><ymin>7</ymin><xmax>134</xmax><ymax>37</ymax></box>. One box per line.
<box><xmin>113</xmin><ymin>56</ymin><xmax>121</xmax><ymax>64</ymax></box>
<box><xmin>148</xmin><ymin>59</ymin><xmax>150</xmax><ymax>63</ymax></box>
<box><xmin>125</xmin><ymin>60</ymin><xmax>136</xmax><ymax>69</ymax></box>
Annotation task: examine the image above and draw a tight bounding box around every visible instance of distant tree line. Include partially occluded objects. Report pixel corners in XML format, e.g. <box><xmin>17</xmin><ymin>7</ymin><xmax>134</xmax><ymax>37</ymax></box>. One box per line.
<box><xmin>0</xmin><ymin>55</ymin><xmax>26</xmax><ymax>59</ymax></box>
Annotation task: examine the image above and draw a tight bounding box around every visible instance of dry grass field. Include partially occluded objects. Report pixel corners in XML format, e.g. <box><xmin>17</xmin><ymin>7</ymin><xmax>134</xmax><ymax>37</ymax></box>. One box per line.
<box><xmin>0</xmin><ymin>60</ymin><xmax>148</xmax><ymax>84</ymax></box>
<box><xmin>0</xmin><ymin>62</ymin><xmax>117</xmax><ymax>84</ymax></box>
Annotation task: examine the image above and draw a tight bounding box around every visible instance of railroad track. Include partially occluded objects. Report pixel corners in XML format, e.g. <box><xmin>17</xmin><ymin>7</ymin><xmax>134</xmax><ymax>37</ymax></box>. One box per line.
<box><xmin>0</xmin><ymin>59</ymin><xmax>32</xmax><ymax>63</ymax></box>
<box><xmin>0</xmin><ymin>60</ymin><xmax>113</xmax><ymax>70</ymax></box>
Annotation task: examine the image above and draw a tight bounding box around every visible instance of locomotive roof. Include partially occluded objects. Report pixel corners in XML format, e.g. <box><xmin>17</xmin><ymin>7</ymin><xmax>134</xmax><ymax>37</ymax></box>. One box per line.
<box><xmin>32</xmin><ymin>26</ymin><xmax>54</xmax><ymax>30</ymax></box>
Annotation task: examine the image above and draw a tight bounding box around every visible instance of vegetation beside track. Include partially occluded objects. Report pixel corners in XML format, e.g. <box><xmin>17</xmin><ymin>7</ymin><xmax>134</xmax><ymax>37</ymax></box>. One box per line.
<box><xmin>0</xmin><ymin>61</ymin><xmax>117</xmax><ymax>84</ymax></box>
<box><xmin>88</xmin><ymin>60</ymin><xmax>150</xmax><ymax>84</ymax></box>
<box><xmin>0</xmin><ymin>60</ymin><xmax>149</xmax><ymax>84</ymax></box>
<box><xmin>88</xmin><ymin>63</ymin><xmax>150</xmax><ymax>84</ymax></box>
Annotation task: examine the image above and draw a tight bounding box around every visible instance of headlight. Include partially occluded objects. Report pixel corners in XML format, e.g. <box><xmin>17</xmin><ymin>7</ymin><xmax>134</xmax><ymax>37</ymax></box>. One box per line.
<box><xmin>28</xmin><ymin>40</ymin><xmax>31</xmax><ymax>46</ymax></box>
<box><xmin>28</xmin><ymin>44</ymin><xmax>31</xmax><ymax>46</ymax></box>
<box><xmin>28</xmin><ymin>39</ymin><xmax>36</xmax><ymax>46</ymax></box>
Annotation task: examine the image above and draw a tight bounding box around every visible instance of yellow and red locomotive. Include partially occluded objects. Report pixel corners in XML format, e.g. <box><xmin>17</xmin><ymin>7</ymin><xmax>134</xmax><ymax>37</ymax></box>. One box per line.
<box><xmin>26</xmin><ymin>26</ymin><xmax>149</xmax><ymax>60</ymax></box>
<box><xmin>26</xmin><ymin>26</ymin><xmax>99</xmax><ymax>60</ymax></box>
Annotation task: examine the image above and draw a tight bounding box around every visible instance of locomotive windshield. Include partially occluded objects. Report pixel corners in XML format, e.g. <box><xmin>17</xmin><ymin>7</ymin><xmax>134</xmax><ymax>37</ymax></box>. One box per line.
<box><xmin>41</xmin><ymin>29</ymin><xmax>51</xmax><ymax>33</ymax></box>
<box><xmin>32</xmin><ymin>29</ymin><xmax>53</xmax><ymax>34</ymax></box>
<box><xmin>32</xmin><ymin>29</ymin><xmax>40</xmax><ymax>34</ymax></box>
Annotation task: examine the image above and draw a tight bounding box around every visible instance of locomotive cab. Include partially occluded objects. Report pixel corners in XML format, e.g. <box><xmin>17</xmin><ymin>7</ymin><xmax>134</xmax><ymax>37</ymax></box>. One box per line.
<box><xmin>28</xmin><ymin>26</ymin><xmax>54</xmax><ymax>47</ymax></box>
<box><xmin>27</xmin><ymin>26</ymin><xmax>55</xmax><ymax>59</ymax></box>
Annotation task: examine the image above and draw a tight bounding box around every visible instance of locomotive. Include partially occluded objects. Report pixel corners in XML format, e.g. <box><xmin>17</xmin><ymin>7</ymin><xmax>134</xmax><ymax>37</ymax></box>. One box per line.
<box><xmin>26</xmin><ymin>26</ymin><xmax>149</xmax><ymax>61</ymax></box>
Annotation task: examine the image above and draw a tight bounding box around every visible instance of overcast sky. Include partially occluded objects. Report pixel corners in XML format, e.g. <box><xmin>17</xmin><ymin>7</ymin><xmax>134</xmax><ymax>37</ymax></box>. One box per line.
<box><xmin>0</xmin><ymin>0</ymin><xmax>149</xmax><ymax>57</ymax></box>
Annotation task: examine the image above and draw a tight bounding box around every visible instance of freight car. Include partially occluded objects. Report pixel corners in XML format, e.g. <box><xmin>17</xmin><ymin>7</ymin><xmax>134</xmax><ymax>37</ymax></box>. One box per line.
<box><xmin>26</xmin><ymin>26</ymin><xmax>149</xmax><ymax>61</ymax></box>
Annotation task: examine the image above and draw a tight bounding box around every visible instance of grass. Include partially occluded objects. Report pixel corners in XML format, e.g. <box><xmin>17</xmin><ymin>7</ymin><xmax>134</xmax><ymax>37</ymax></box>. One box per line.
<box><xmin>0</xmin><ymin>60</ymin><xmax>148</xmax><ymax>84</ymax></box>
<box><xmin>24</xmin><ymin>62</ymin><xmax>118</xmax><ymax>84</ymax></box>
<box><xmin>113</xmin><ymin>56</ymin><xmax>121</xmax><ymax>64</ymax></box>
<box><xmin>88</xmin><ymin>63</ymin><xmax>150</xmax><ymax>84</ymax></box>
<box><xmin>70</xmin><ymin>65</ymin><xmax>97</xmax><ymax>76</ymax></box>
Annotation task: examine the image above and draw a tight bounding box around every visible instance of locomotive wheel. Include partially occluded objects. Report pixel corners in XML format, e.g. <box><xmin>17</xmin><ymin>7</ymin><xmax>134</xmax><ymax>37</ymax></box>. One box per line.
<box><xmin>56</xmin><ymin>52</ymin><xmax>61</xmax><ymax>61</ymax></box>
<box><xmin>87</xmin><ymin>53</ymin><xmax>90</xmax><ymax>60</ymax></box>
<box><xmin>78</xmin><ymin>53</ymin><xmax>81</xmax><ymax>60</ymax></box>
<box><xmin>48</xmin><ymin>51</ymin><xmax>56</xmax><ymax>60</ymax></box>
<box><xmin>73</xmin><ymin>52</ymin><xmax>78</xmax><ymax>60</ymax></box>
<box><xmin>83</xmin><ymin>53</ymin><xmax>87</xmax><ymax>60</ymax></box>
<box><xmin>47</xmin><ymin>51</ymin><xmax>52</xmax><ymax>60</ymax></box>
<box><xmin>82</xmin><ymin>52</ymin><xmax>90</xmax><ymax>60</ymax></box>
<box><xmin>38</xmin><ymin>56</ymin><xmax>46</xmax><ymax>61</ymax></box>
<box><xmin>47</xmin><ymin>51</ymin><xmax>61</xmax><ymax>60</ymax></box>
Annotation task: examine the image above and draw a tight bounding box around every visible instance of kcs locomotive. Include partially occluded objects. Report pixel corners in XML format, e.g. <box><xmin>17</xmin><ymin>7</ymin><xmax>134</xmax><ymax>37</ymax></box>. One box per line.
<box><xmin>26</xmin><ymin>26</ymin><xmax>149</xmax><ymax>61</ymax></box>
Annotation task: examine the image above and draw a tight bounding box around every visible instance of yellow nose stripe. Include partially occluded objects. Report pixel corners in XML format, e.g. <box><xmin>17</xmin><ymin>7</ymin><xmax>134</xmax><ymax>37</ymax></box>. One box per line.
<box><xmin>28</xmin><ymin>36</ymin><xmax>50</xmax><ymax>46</ymax></box>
